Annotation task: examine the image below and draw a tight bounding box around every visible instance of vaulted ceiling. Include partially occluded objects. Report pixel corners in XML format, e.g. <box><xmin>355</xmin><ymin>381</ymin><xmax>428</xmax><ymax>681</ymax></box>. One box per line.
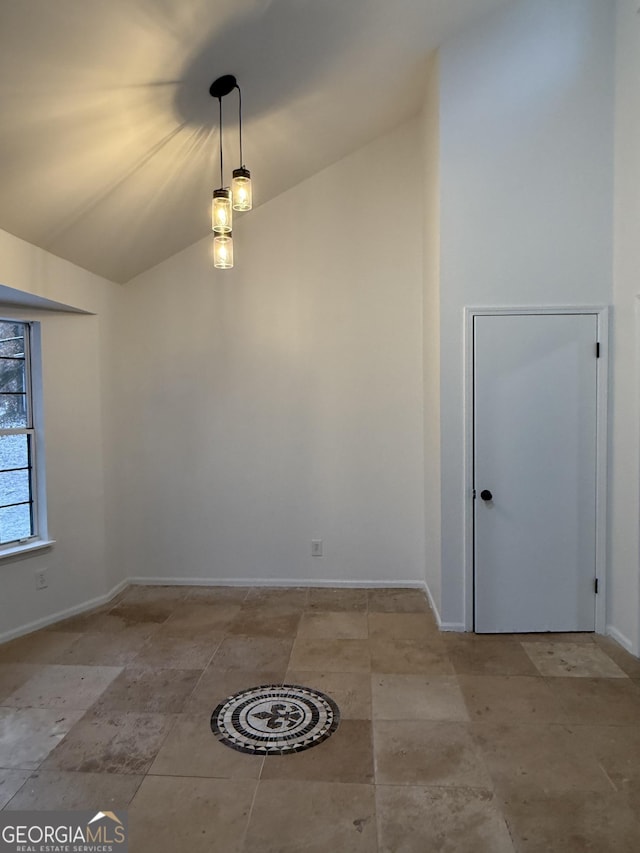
<box><xmin>0</xmin><ymin>0</ymin><xmax>509</xmax><ymax>283</ymax></box>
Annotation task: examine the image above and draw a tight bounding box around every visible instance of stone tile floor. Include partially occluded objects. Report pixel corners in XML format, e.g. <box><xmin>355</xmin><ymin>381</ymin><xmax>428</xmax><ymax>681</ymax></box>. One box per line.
<box><xmin>0</xmin><ymin>585</ymin><xmax>639</xmax><ymax>851</ymax></box>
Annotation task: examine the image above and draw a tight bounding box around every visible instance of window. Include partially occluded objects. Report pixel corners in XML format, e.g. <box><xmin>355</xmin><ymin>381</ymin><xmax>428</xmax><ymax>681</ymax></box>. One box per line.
<box><xmin>0</xmin><ymin>320</ymin><xmax>47</xmax><ymax>551</ymax></box>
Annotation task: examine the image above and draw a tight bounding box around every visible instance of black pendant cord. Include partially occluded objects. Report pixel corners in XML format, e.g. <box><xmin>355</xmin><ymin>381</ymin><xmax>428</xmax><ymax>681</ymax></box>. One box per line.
<box><xmin>236</xmin><ymin>84</ymin><xmax>244</xmax><ymax>167</ymax></box>
<box><xmin>218</xmin><ymin>96</ymin><xmax>224</xmax><ymax>187</ymax></box>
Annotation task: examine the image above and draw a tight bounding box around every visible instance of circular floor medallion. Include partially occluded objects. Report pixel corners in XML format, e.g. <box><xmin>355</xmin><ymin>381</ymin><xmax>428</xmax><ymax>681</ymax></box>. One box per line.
<box><xmin>211</xmin><ymin>684</ymin><xmax>340</xmax><ymax>755</ymax></box>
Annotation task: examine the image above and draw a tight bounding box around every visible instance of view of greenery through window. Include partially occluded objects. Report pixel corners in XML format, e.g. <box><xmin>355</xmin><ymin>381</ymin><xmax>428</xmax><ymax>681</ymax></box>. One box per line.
<box><xmin>0</xmin><ymin>321</ymin><xmax>34</xmax><ymax>544</ymax></box>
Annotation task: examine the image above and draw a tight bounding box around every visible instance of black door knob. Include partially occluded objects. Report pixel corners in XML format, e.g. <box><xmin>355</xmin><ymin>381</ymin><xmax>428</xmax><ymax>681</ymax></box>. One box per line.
<box><xmin>480</xmin><ymin>490</ymin><xmax>493</xmax><ymax>502</ymax></box>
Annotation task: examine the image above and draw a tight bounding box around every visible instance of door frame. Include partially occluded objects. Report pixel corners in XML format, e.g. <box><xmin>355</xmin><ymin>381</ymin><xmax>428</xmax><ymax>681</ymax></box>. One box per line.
<box><xmin>463</xmin><ymin>305</ymin><xmax>609</xmax><ymax>634</ymax></box>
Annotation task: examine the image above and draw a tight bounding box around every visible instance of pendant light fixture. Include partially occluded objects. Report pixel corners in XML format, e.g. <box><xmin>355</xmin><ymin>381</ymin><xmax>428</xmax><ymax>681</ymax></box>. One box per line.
<box><xmin>232</xmin><ymin>83</ymin><xmax>252</xmax><ymax>212</ymax></box>
<box><xmin>209</xmin><ymin>74</ymin><xmax>253</xmax><ymax>270</ymax></box>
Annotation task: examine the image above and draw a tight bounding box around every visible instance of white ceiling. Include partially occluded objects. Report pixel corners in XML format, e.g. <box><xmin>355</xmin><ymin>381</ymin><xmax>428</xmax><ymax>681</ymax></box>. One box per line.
<box><xmin>0</xmin><ymin>0</ymin><xmax>509</xmax><ymax>283</ymax></box>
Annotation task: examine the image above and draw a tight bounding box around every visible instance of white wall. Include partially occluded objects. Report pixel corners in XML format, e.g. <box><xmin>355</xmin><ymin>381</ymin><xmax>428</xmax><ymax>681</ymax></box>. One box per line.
<box><xmin>437</xmin><ymin>0</ymin><xmax>615</xmax><ymax>628</ymax></box>
<box><xmin>0</xmin><ymin>229</ymin><xmax>123</xmax><ymax>640</ymax></box>
<box><xmin>2</xmin><ymin>0</ymin><xmax>631</xmax><ymax>648</ymax></box>
<box><xmin>421</xmin><ymin>57</ymin><xmax>443</xmax><ymax>617</ymax></box>
<box><xmin>609</xmin><ymin>0</ymin><xmax>640</xmax><ymax>655</ymax></box>
<box><xmin>119</xmin><ymin>119</ymin><xmax>426</xmax><ymax>586</ymax></box>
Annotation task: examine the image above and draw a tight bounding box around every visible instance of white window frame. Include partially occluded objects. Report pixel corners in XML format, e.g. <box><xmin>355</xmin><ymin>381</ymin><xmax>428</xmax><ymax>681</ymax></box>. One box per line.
<box><xmin>0</xmin><ymin>319</ymin><xmax>53</xmax><ymax>558</ymax></box>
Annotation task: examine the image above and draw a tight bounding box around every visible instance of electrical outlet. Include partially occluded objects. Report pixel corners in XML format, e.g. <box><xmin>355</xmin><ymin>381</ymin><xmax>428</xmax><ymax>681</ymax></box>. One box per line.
<box><xmin>311</xmin><ymin>540</ymin><xmax>323</xmax><ymax>557</ymax></box>
<box><xmin>35</xmin><ymin>569</ymin><xmax>48</xmax><ymax>590</ymax></box>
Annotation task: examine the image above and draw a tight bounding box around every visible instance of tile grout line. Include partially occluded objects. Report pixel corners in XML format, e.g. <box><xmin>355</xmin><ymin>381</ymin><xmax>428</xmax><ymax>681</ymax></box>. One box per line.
<box><xmin>2</xmin><ymin>771</ymin><xmax>33</xmax><ymax>811</ymax></box>
<box><xmin>4</xmin><ymin>585</ymin><xmax>640</xmax><ymax>843</ymax></box>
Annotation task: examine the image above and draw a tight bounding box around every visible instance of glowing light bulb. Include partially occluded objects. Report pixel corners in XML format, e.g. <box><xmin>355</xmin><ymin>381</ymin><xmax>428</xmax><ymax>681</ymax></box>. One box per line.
<box><xmin>214</xmin><ymin>233</ymin><xmax>233</xmax><ymax>269</ymax></box>
<box><xmin>212</xmin><ymin>189</ymin><xmax>232</xmax><ymax>233</ymax></box>
<box><xmin>232</xmin><ymin>167</ymin><xmax>252</xmax><ymax>211</ymax></box>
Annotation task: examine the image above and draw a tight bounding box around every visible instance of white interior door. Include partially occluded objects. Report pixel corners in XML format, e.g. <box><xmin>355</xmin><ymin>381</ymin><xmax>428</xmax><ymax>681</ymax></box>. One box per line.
<box><xmin>474</xmin><ymin>313</ymin><xmax>598</xmax><ymax>633</ymax></box>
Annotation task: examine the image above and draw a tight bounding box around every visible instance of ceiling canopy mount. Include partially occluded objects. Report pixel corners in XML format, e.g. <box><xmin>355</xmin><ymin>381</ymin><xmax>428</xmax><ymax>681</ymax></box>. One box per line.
<box><xmin>209</xmin><ymin>75</ymin><xmax>238</xmax><ymax>99</ymax></box>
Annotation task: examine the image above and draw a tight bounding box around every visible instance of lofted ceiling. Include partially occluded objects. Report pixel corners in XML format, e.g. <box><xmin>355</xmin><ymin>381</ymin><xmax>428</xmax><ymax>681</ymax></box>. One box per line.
<box><xmin>0</xmin><ymin>0</ymin><xmax>509</xmax><ymax>284</ymax></box>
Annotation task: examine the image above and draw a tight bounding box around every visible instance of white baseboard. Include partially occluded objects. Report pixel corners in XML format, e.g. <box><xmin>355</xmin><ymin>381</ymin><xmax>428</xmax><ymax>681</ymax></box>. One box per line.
<box><xmin>0</xmin><ymin>579</ymin><xmax>128</xmax><ymax>644</ymax></box>
<box><xmin>424</xmin><ymin>583</ymin><xmax>439</xmax><ymax>622</ymax></box>
<box><xmin>422</xmin><ymin>581</ymin><xmax>467</xmax><ymax>633</ymax></box>
<box><xmin>606</xmin><ymin>624</ymin><xmax>634</xmax><ymax>654</ymax></box>
<box><xmin>423</xmin><ymin>583</ymin><xmax>442</xmax><ymax>627</ymax></box>
<box><xmin>1</xmin><ymin>577</ymin><xmax>435</xmax><ymax>643</ymax></box>
<box><xmin>8</xmin><ymin>576</ymin><xmax>627</xmax><ymax>647</ymax></box>
<box><xmin>127</xmin><ymin>576</ymin><xmax>429</xmax><ymax>590</ymax></box>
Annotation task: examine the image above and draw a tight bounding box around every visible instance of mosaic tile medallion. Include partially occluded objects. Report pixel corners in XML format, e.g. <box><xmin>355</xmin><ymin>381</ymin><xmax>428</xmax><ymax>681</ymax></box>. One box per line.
<box><xmin>211</xmin><ymin>684</ymin><xmax>340</xmax><ymax>755</ymax></box>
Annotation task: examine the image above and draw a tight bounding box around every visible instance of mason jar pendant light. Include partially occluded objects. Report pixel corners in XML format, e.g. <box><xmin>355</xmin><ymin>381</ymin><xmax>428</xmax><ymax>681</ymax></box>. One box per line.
<box><xmin>232</xmin><ymin>84</ymin><xmax>252</xmax><ymax>211</ymax></box>
<box><xmin>212</xmin><ymin>188</ymin><xmax>232</xmax><ymax>234</ymax></box>
<box><xmin>210</xmin><ymin>74</ymin><xmax>253</xmax><ymax>269</ymax></box>
<box><xmin>211</xmin><ymin>75</ymin><xmax>234</xmax><ymax>268</ymax></box>
<box><xmin>213</xmin><ymin>233</ymin><xmax>233</xmax><ymax>269</ymax></box>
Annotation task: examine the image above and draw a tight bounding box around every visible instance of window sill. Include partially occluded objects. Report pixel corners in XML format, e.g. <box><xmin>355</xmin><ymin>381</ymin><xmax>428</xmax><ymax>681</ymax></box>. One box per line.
<box><xmin>0</xmin><ymin>539</ymin><xmax>55</xmax><ymax>561</ymax></box>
